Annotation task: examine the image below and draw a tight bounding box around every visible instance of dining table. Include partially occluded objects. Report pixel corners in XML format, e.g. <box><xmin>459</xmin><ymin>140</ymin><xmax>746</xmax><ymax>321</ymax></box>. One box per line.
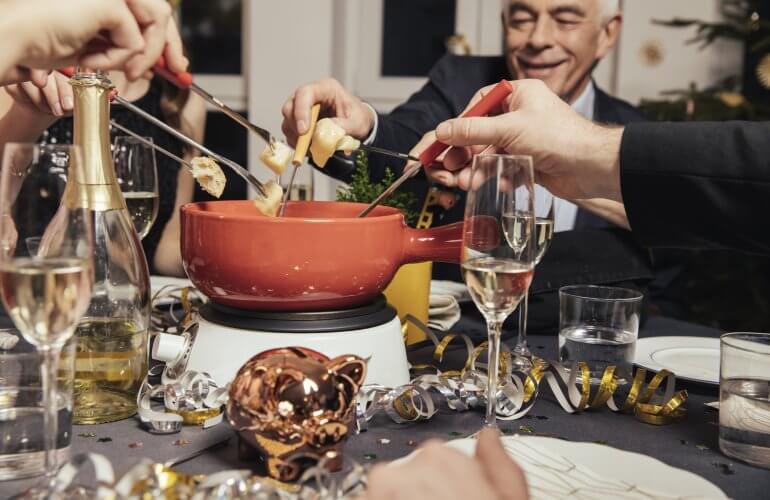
<box><xmin>1</xmin><ymin>313</ymin><xmax>767</xmax><ymax>499</ymax></box>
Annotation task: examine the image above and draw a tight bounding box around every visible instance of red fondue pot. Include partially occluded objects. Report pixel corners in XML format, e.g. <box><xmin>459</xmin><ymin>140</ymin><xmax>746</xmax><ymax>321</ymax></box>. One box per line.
<box><xmin>181</xmin><ymin>200</ymin><xmax>463</xmax><ymax>311</ymax></box>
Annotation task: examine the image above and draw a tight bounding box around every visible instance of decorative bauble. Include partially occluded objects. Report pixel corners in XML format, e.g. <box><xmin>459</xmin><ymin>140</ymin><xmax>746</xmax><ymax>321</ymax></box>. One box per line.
<box><xmin>227</xmin><ymin>347</ymin><xmax>367</xmax><ymax>481</ymax></box>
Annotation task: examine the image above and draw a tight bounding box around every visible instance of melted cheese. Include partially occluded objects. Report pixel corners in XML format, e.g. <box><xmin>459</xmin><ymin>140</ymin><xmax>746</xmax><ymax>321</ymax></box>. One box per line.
<box><xmin>253</xmin><ymin>180</ymin><xmax>284</xmax><ymax>217</ymax></box>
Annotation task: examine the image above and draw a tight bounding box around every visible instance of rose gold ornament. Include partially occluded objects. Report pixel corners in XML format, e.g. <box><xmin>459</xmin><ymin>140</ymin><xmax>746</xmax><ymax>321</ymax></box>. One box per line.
<box><xmin>227</xmin><ymin>347</ymin><xmax>367</xmax><ymax>481</ymax></box>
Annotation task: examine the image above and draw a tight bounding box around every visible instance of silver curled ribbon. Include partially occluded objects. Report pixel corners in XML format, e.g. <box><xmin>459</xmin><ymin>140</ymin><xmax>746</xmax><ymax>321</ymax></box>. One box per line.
<box><xmin>51</xmin><ymin>452</ymin><xmax>367</xmax><ymax>499</ymax></box>
<box><xmin>140</xmin><ymin>287</ymin><xmax>228</xmax><ymax>434</ymax></box>
<box><xmin>137</xmin><ymin>364</ymin><xmax>229</xmax><ymax>434</ymax></box>
<box><xmin>357</xmin><ymin>316</ymin><xmax>686</xmax><ymax>428</ymax></box>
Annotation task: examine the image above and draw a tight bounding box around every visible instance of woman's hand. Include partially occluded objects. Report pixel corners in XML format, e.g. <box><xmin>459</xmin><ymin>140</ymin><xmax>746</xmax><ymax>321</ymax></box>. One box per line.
<box><xmin>5</xmin><ymin>72</ymin><xmax>74</xmax><ymax>118</ymax></box>
<box><xmin>1</xmin><ymin>0</ymin><xmax>188</xmax><ymax>85</ymax></box>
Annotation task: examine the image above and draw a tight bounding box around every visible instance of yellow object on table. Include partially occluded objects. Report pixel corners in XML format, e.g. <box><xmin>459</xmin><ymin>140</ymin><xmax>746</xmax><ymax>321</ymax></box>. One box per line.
<box><xmin>384</xmin><ymin>262</ymin><xmax>432</xmax><ymax>345</ymax></box>
<box><xmin>384</xmin><ymin>187</ymin><xmax>443</xmax><ymax>345</ymax></box>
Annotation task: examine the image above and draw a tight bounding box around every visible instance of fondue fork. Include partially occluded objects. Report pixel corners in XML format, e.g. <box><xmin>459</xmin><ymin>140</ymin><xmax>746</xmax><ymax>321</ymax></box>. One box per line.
<box><xmin>58</xmin><ymin>67</ymin><xmax>268</xmax><ymax>198</ymax></box>
<box><xmin>279</xmin><ymin>104</ymin><xmax>321</xmax><ymax>217</ymax></box>
<box><xmin>110</xmin><ymin>121</ymin><xmax>192</xmax><ymax>169</ymax></box>
<box><xmin>113</xmin><ymin>96</ymin><xmax>267</xmax><ymax>197</ymax></box>
<box><xmin>357</xmin><ymin>80</ymin><xmax>514</xmax><ymax>218</ymax></box>
<box><xmin>150</xmin><ymin>57</ymin><xmax>278</xmax><ymax>145</ymax></box>
<box><xmin>358</xmin><ymin>144</ymin><xmax>420</xmax><ymax>163</ymax></box>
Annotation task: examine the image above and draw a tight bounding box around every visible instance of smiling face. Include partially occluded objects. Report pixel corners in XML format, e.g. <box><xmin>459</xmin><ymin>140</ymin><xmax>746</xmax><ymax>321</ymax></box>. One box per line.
<box><xmin>503</xmin><ymin>0</ymin><xmax>621</xmax><ymax>102</ymax></box>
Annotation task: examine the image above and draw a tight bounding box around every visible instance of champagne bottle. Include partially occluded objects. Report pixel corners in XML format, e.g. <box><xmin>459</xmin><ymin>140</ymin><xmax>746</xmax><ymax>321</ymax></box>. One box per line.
<box><xmin>64</xmin><ymin>70</ymin><xmax>150</xmax><ymax>424</ymax></box>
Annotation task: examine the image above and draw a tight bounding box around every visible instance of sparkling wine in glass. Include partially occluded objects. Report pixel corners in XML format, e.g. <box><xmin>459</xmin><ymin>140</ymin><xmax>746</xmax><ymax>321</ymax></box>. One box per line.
<box><xmin>0</xmin><ymin>144</ymin><xmax>93</xmax><ymax>493</ymax></box>
<box><xmin>113</xmin><ymin>135</ymin><xmax>159</xmax><ymax>239</ymax></box>
<box><xmin>508</xmin><ymin>186</ymin><xmax>554</xmax><ymax>371</ymax></box>
<box><xmin>461</xmin><ymin>154</ymin><xmax>535</xmax><ymax>428</ymax></box>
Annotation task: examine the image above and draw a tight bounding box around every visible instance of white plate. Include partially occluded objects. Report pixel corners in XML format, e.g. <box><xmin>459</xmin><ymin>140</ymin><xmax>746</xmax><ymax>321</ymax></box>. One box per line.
<box><xmin>394</xmin><ymin>436</ymin><xmax>726</xmax><ymax>499</ymax></box>
<box><xmin>635</xmin><ymin>336</ymin><xmax>720</xmax><ymax>385</ymax></box>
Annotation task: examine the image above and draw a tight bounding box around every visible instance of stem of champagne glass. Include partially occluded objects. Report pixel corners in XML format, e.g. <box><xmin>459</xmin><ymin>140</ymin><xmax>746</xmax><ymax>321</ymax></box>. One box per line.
<box><xmin>514</xmin><ymin>292</ymin><xmax>532</xmax><ymax>358</ymax></box>
<box><xmin>40</xmin><ymin>345</ymin><xmax>61</xmax><ymax>484</ymax></box>
<box><xmin>484</xmin><ymin>320</ymin><xmax>503</xmax><ymax>428</ymax></box>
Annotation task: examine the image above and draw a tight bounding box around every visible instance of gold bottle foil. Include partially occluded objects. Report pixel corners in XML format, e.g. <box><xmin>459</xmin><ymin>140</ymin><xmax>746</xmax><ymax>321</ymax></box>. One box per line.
<box><xmin>62</xmin><ymin>72</ymin><xmax>125</xmax><ymax>211</ymax></box>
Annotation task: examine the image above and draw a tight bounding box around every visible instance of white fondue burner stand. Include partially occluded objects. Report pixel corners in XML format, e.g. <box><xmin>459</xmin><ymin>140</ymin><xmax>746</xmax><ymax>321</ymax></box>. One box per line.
<box><xmin>153</xmin><ymin>296</ymin><xmax>410</xmax><ymax>388</ymax></box>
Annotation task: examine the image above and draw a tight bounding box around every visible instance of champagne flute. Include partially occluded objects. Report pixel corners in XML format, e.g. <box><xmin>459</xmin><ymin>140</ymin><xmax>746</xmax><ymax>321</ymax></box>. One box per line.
<box><xmin>511</xmin><ymin>186</ymin><xmax>554</xmax><ymax>371</ymax></box>
<box><xmin>113</xmin><ymin>136</ymin><xmax>159</xmax><ymax>239</ymax></box>
<box><xmin>0</xmin><ymin>144</ymin><xmax>93</xmax><ymax>492</ymax></box>
<box><xmin>462</xmin><ymin>154</ymin><xmax>535</xmax><ymax>428</ymax></box>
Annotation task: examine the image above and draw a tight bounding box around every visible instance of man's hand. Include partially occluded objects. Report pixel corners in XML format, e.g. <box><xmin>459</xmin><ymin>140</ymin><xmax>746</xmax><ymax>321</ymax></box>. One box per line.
<box><xmin>364</xmin><ymin>428</ymin><xmax>529</xmax><ymax>500</ymax></box>
<box><xmin>2</xmin><ymin>0</ymin><xmax>188</xmax><ymax>85</ymax></box>
<box><xmin>417</xmin><ymin>79</ymin><xmax>625</xmax><ymax>203</ymax></box>
<box><xmin>281</xmin><ymin>78</ymin><xmax>374</xmax><ymax>147</ymax></box>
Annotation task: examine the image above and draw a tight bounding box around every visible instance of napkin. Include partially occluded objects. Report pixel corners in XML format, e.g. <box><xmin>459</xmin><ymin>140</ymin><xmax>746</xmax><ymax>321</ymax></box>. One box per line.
<box><xmin>429</xmin><ymin>280</ymin><xmax>469</xmax><ymax>331</ymax></box>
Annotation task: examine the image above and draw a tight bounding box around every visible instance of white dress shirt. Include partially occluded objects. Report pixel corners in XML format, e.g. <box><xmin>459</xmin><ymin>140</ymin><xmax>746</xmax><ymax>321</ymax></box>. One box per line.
<box><xmin>551</xmin><ymin>80</ymin><xmax>596</xmax><ymax>232</ymax></box>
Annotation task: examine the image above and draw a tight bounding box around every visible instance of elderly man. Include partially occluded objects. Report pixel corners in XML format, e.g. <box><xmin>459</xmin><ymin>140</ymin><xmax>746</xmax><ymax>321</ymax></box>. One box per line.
<box><xmin>282</xmin><ymin>0</ymin><xmax>653</xmax><ymax>334</ymax></box>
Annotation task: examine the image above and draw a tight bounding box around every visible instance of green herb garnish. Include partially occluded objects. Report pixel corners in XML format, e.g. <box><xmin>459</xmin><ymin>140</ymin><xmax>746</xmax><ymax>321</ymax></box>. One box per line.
<box><xmin>336</xmin><ymin>151</ymin><xmax>419</xmax><ymax>225</ymax></box>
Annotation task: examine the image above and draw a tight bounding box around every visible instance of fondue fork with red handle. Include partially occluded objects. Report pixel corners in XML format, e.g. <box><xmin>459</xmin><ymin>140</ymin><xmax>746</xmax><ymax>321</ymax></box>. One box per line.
<box><xmin>357</xmin><ymin>80</ymin><xmax>514</xmax><ymax>218</ymax></box>
<box><xmin>58</xmin><ymin>67</ymin><xmax>268</xmax><ymax>198</ymax></box>
<box><xmin>150</xmin><ymin>57</ymin><xmax>277</xmax><ymax>146</ymax></box>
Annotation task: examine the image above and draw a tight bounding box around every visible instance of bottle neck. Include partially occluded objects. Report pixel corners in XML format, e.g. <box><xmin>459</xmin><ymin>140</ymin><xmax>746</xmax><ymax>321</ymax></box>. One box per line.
<box><xmin>64</xmin><ymin>73</ymin><xmax>125</xmax><ymax>211</ymax></box>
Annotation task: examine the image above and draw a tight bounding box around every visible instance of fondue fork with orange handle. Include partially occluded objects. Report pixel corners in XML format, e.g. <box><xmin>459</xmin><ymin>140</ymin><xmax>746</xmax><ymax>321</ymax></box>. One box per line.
<box><xmin>357</xmin><ymin>80</ymin><xmax>514</xmax><ymax>218</ymax></box>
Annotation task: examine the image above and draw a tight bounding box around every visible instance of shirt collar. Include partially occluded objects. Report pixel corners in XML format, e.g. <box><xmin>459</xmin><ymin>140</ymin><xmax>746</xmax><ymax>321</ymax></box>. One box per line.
<box><xmin>570</xmin><ymin>80</ymin><xmax>596</xmax><ymax>121</ymax></box>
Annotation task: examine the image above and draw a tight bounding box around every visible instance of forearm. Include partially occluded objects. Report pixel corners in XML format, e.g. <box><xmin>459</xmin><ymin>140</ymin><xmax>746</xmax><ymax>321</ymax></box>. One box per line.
<box><xmin>577</xmin><ymin>124</ymin><xmax>624</xmax><ymax>202</ymax></box>
<box><xmin>574</xmin><ymin>198</ymin><xmax>630</xmax><ymax>230</ymax></box>
<box><xmin>0</xmin><ymin>6</ymin><xmax>24</xmax><ymax>85</ymax></box>
<box><xmin>620</xmin><ymin>121</ymin><xmax>770</xmax><ymax>253</ymax></box>
<box><xmin>0</xmin><ymin>4</ymin><xmax>35</xmax><ymax>86</ymax></box>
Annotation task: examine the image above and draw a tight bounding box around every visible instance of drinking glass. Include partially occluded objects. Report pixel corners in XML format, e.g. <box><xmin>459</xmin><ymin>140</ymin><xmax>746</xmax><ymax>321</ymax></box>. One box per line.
<box><xmin>113</xmin><ymin>136</ymin><xmax>159</xmax><ymax>239</ymax></box>
<box><xmin>558</xmin><ymin>285</ymin><xmax>642</xmax><ymax>383</ymax></box>
<box><xmin>0</xmin><ymin>330</ymin><xmax>76</xmax><ymax>481</ymax></box>
<box><xmin>0</xmin><ymin>144</ymin><xmax>93</xmax><ymax>491</ymax></box>
<box><xmin>462</xmin><ymin>154</ymin><xmax>535</xmax><ymax>428</ymax></box>
<box><xmin>719</xmin><ymin>332</ymin><xmax>770</xmax><ymax>468</ymax></box>
<box><xmin>511</xmin><ymin>186</ymin><xmax>554</xmax><ymax>371</ymax></box>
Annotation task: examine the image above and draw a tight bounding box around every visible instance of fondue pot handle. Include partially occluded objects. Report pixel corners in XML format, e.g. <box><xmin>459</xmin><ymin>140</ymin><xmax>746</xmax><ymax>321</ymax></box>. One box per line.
<box><xmin>401</xmin><ymin>222</ymin><xmax>463</xmax><ymax>264</ymax></box>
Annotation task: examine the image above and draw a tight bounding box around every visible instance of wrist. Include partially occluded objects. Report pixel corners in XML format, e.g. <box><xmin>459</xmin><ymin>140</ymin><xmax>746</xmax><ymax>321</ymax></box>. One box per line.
<box><xmin>582</xmin><ymin>124</ymin><xmax>623</xmax><ymax>202</ymax></box>
<box><xmin>360</xmin><ymin>102</ymin><xmax>378</xmax><ymax>145</ymax></box>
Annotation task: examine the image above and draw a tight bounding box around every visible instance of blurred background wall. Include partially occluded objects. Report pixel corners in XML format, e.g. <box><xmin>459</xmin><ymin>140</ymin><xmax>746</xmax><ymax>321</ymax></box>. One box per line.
<box><xmin>177</xmin><ymin>0</ymin><xmax>769</xmax><ymax>332</ymax></box>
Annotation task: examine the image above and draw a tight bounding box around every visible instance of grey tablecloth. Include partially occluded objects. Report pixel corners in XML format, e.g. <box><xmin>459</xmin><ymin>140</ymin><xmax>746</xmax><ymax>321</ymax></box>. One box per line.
<box><xmin>2</xmin><ymin>316</ymin><xmax>769</xmax><ymax>499</ymax></box>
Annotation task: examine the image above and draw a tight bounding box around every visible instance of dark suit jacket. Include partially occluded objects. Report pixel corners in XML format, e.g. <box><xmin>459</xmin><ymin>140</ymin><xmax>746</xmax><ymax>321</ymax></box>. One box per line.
<box><xmin>322</xmin><ymin>55</ymin><xmax>655</xmax><ymax>333</ymax></box>
<box><xmin>622</xmin><ymin>121</ymin><xmax>770</xmax><ymax>254</ymax></box>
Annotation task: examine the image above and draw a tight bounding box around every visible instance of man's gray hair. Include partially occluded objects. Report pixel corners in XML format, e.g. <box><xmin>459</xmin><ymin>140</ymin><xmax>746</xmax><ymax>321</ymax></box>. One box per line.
<box><xmin>501</xmin><ymin>0</ymin><xmax>621</xmax><ymax>24</ymax></box>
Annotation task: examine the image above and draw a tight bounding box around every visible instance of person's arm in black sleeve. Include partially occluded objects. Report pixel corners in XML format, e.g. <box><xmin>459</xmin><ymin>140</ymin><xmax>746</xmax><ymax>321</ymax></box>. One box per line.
<box><xmin>620</xmin><ymin>121</ymin><xmax>770</xmax><ymax>254</ymax></box>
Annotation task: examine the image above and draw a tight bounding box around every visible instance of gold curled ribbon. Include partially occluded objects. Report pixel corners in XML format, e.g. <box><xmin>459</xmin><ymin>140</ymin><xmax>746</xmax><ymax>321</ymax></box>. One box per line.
<box><xmin>368</xmin><ymin>316</ymin><xmax>688</xmax><ymax>426</ymax></box>
<box><xmin>172</xmin><ymin>406</ymin><xmax>224</xmax><ymax>426</ymax></box>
